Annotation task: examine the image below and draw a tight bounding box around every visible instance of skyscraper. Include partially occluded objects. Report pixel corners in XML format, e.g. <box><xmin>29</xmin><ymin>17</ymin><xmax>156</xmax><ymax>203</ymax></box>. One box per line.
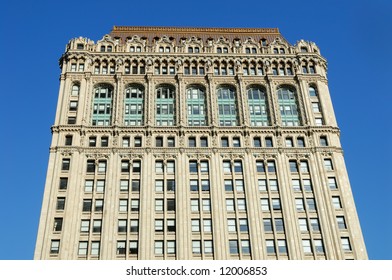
<box><xmin>34</xmin><ymin>26</ymin><xmax>367</xmax><ymax>260</ymax></box>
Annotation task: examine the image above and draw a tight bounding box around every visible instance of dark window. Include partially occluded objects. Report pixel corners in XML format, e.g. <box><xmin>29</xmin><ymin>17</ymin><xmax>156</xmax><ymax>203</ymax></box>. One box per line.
<box><xmin>101</xmin><ymin>136</ymin><xmax>109</xmax><ymax>147</ymax></box>
<box><xmin>129</xmin><ymin>242</ymin><xmax>138</xmax><ymax>254</ymax></box>
<box><xmin>234</xmin><ymin>161</ymin><xmax>243</xmax><ymax>173</ymax></box>
<box><xmin>167</xmin><ymin>220</ymin><xmax>176</xmax><ymax>232</ymax></box>
<box><xmin>167</xmin><ymin>137</ymin><xmax>175</xmax><ymax>147</ymax></box>
<box><xmin>95</xmin><ymin>200</ymin><xmax>103</xmax><ymax>212</ymax></box>
<box><xmin>65</xmin><ymin>135</ymin><xmax>73</xmax><ymax>146</ymax></box>
<box><xmin>89</xmin><ymin>137</ymin><xmax>96</xmax><ymax>147</ymax></box>
<box><xmin>233</xmin><ymin>137</ymin><xmax>241</xmax><ymax>147</ymax></box>
<box><xmin>189</xmin><ymin>161</ymin><xmax>198</xmax><ymax>173</ymax></box>
<box><xmin>320</xmin><ymin>136</ymin><xmax>328</xmax><ymax>146</ymax></box>
<box><xmin>132</xmin><ymin>161</ymin><xmax>141</xmax><ymax>173</ymax></box>
<box><xmin>121</xmin><ymin>160</ymin><xmax>129</xmax><ymax>172</ymax></box>
<box><xmin>167</xmin><ymin>179</ymin><xmax>175</xmax><ymax>191</ymax></box>
<box><xmin>267</xmin><ymin>161</ymin><xmax>276</xmax><ymax>173</ymax></box>
<box><xmin>256</xmin><ymin>161</ymin><xmax>265</xmax><ymax>172</ymax></box>
<box><xmin>67</xmin><ymin>117</ymin><xmax>76</xmax><ymax>124</ymax></box>
<box><xmin>297</xmin><ymin>137</ymin><xmax>305</xmax><ymax>147</ymax></box>
<box><xmin>156</xmin><ymin>137</ymin><xmax>163</xmax><ymax>147</ymax></box>
<box><xmin>200</xmin><ymin>137</ymin><xmax>208</xmax><ymax>147</ymax></box>
<box><xmin>62</xmin><ymin>159</ymin><xmax>70</xmax><ymax>171</ymax></box>
<box><xmin>59</xmin><ymin>178</ymin><xmax>68</xmax><ymax>190</ymax></box>
<box><xmin>53</xmin><ymin>218</ymin><xmax>63</xmax><ymax>231</ymax></box>
<box><xmin>131</xmin><ymin>180</ymin><xmax>140</xmax><ymax>192</ymax></box>
<box><xmin>83</xmin><ymin>199</ymin><xmax>92</xmax><ymax>211</ymax></box>
<box><xmin>86</xmin><ymin>160</ymin><xmax>95</xmax><ymax>173</ymax></box>
<box><xmin>56</xmin><ymin>197</ymin><xmax>65</xmax><ymax>210</ymax></box>
<box><xmin>134</xmin><ymin>136</ymin><xmax>142</xmax><ymax>147</ymax></box>
<box><xmin>254</xmin><ymin>137</ymin><xmax>262</xmax><ymax>147</ymax></box>
<box><xmin>265</xmin><ymin>137</ymin><xmax>273</xmax><ymax>147</ymax></box>
<box><xmin>167</xmin><ymin>199</ymin><xmax>176</xmax><ymax>211</ymax></box>
<box><xmin>224</xmin><ymin>180</ymin><xmax>233</xmax><ymax>191</ymax></box>
<box><xmin>188</xmin><ymin>137</ymin><xmax>196</xmax><ymax>147</ymax></box>
<box><xmin>221</xmin><ymin>137</ymin><xmax>229</xmax><ymax>147</ymax></box>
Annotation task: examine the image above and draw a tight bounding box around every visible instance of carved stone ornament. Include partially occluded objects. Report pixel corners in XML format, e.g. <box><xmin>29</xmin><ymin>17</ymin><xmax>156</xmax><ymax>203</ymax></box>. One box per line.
<box><xmin>61</xmin><ymin>150</ymin><xmax>74</xmax><ymax>157</ymax></box>
<box><xmin>286</xmin><ymin>153</ymin><xmax>311</xmax><ymax>160</ymax></box>
<box><xmin>153</xmin><ymin>153</ymin><xmax>177</xmax><ymax>160</ymax></box>
<box><xmin>253</xmin><ymin>153</ymin><xmax>278</xmax><ymax>160</ymax></box>
<box><xmin>220</xmin><ymin>152</ymin><xmax>245</xmax><ymax>160</ymax></box>
<box><xmin>85</xmin><ymin>153</ymin><xmax>110</xmax><ymax>160</ymax></box>
<box><xmin>119</xmin><ymin>153</ymin><xmax>144</xmax><ymax>160</ymax></box>
<box><xmin>187</xmin><ymin>153</ymin><xmax>211</xmax><ymax>160</ymax></box>
<box><xmin>320</xmin><ymin>151</ymin><xmax>333</xmax><ymax>157</ymax></box>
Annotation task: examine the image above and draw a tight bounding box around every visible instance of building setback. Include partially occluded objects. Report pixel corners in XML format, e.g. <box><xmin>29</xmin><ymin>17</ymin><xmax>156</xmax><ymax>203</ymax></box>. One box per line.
<box><xmin>34</xmin><ymin>26</ymin><xmax>367</xmax><ymax>260</ymax></box>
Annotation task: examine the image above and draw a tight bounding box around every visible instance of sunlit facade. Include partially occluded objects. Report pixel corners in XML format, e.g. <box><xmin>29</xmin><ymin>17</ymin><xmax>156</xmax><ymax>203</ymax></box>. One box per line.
<box><xmin>34</xmin><ymin>26</ymin><xmax>367</xmax><ymax>260</ymax></box>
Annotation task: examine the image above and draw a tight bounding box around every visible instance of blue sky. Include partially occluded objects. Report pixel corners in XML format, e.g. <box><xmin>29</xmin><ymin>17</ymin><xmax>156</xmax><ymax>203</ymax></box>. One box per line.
<box><xmin>0</xmin><ymin>0</ymin><xmax>391</xmax><ymax>260</ymax></box>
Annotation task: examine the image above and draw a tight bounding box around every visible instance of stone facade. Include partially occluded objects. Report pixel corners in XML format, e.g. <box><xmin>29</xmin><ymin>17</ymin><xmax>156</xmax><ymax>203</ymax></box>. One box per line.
<box><xmin>34</xmin><ymin>26</ymin><xmax>367</xmax><ymax>260</ymax></box>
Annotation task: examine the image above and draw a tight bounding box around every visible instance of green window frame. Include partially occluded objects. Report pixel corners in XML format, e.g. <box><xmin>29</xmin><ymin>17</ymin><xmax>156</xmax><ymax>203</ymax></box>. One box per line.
<box><xmin>156</xmin><ymin>85</ymin><xmax>175</xmax><ymax>126</ymax></box>
<box><xmin>277</xmin><ymin>87</ymin><xmax>300</xmax><ymax>126</ymax></box>
<box><xmin>247</xmin><ymin>86</ymin><xmax>269</xmax><ymax>126</ymax></box>
<box><xmin>92</xmin><ymin>84</ymin><xmax>113</xmax><ymax>126</ymax></box>
<box><xmin>217</xmin><ymin>86</ymin><xmax>238</xmax><ymax>126</ymax></box>
<box><xmin>187</xmin><ymin>86</ymin><xmax>207</xmax><ymax>126</ymax></box>
<box><xmin>124</xmin><ymin>85</ymin><xmax>144</xmax><ymax>126</ymax></box>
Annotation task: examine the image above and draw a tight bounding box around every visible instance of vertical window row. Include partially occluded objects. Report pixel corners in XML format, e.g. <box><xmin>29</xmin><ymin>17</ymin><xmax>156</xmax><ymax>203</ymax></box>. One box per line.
<box><xmin>156</xmin><ymin>85</ymin><xmax>175</xmax><ymax>126</ymax></box>
<box><xmin>67</xmin><ymin>82</ymin><xmax>80</xmax><ymax>125</ymax></box>
<box><xmin>124</xmin><ymin>85</ymin><xmax>144</xmax><ymax>126</ymax></box>
<box><xmin>187</xmin><ymin>86</ymin><xmax>207</xmax><ymax>126</ymax></box>
<box><xmin>58</xmin><ymin>156</ymin><xmax>70</xmax><ymax>243</ymax></box>
<box><xmin>223</xmin><ymin>159</ymin><xmax>250</xmax><ymax>258</ymax></box>
<box><xmin>277</xmin><ymin>87</ymin><xmax>300</xmax><ymax>126</ymax></box>
<box><xmin>289</xmin><ymin>158</ymin><xmax>325</xmax><ymax>257</ymax></box>
<box><xmin>92</xmin><ymin>84</ymin><xmax>113</xmax><ymax>126</ymax></box>
<box><xmin>118</xmin><ymin>159</ymin><xmax>142</xmax><ymax>258</ymax></box>
<box><xmin>189</xmin><ymin>159</ymin><xmax>212</xmax><ymax>258</ymax></box>
<box><xmin>323</xmin><ymin>157</ymin><xmax>352</xmax><ymax>256</ymax></box>
<box><xmin>155</xmin><ymin>159</ymin><xmax>176</xmax><ymax>258</ymax></box>
<box><xmin>308</xmin><ymin>85</ymin><xmax>324</xmax><ymax>126</ymax></box>
<box><xmin>217</xmin><ymin>86</ymin><xmax>238</xmax><ymax>126</ymax></box>
<box><xmin>247</xmin><ymin>86</ymin><xmax>269</xmax><ymax>126</ymax></box>
<box><xmin>256</xmin><ymin>159</ymin><xmax>286</xmax><ymax>258</ymax></box>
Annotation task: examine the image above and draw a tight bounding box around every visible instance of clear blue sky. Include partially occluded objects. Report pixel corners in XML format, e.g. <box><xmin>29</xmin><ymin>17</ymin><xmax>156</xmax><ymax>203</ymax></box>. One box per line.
<box><xmin>0</xmin><ymin>0</ymin><xmax>391</xmax><ymax>260</ymax></box>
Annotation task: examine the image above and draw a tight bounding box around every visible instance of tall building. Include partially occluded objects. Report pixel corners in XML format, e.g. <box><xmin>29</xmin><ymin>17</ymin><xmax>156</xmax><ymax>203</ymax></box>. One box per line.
<box><xmin>34</xmin><ymin>26</ymin><xmax>367</xmax><ymax>260</ymax></box>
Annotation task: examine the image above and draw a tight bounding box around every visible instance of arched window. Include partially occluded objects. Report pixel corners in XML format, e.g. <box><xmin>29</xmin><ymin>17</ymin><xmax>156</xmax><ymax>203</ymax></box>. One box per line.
<box><xmin>124</xmin><ymin>85</ymin><xmax>144</xmax><ymax>126</ymax></box>
<box><xmin>277</xmin><ymin>87</ymin><xmax>300</xmax><ymax>126</ymax></box>
<box><xmin>92</xmin><ymin>84</ymin><xmax>113</xmax><ymax>126</ymax></box>
<box><xmin>217</xmin><ymin>86</ymin><xmax>238</xmax><ymax>126</ymax></box>
<box><xmin>156</xmin><ymin>85</ymin><xmax>175</xmax><ymax>126</ymax></box>
<box><xmin>187</xmin><ymin>86</ymin><xmax>206</xmax><ymax>126</ymax></box>
<box><xmin>309</xmin><ymin>86</ymin><xmax>317</xmax><ymax>97</ymax></box>
<box><xmin>71</xmin><ymin>84</ymin><xmax>80</xmax><ymax>96</ymax></box>
<box><xmin>247</xmin><ymin>86</ymin><xmax>269</xmax><ymax>126</ymax></box>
